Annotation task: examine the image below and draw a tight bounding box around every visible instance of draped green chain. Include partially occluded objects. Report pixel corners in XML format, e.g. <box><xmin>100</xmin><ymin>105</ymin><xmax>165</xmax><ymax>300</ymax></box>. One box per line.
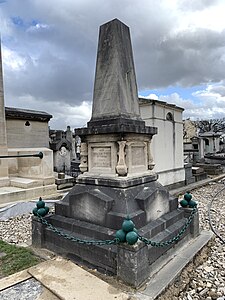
<box><xmin>138</xmin><ymin>207</ymin><xmax>197</xmax><ymax>247</ymax></box>
<box><xmin>36</xmin><ymin>207</ymin><xmax>197</xmax><ymax>247</ymax></box>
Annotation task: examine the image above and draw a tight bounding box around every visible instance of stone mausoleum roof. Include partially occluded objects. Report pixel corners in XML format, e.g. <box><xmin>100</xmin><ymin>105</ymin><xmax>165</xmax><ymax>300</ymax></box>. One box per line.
<box><xmin>5</xmin><ymin>106</ymin><xmax>52</xmax><ymax>122</ymax></box>
<box><xmin>139</xmin><ymin>98</ymin><xmax>184</xmax><ymax>112</ymax></box>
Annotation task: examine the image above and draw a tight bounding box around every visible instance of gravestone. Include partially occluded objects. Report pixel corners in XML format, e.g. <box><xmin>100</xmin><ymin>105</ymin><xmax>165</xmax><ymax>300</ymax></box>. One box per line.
<box><xmin>32</xmin><ymin>19</ymin><xmax>199</xmax><ymax>287</ymax></box>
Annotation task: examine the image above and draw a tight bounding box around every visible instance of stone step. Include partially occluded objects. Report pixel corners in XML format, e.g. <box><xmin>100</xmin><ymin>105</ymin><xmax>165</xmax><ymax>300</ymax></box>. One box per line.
<box><xmin>47</xmin><ymin>214</ymin><xmax>116</xmax><ymax>241</ymax></box>
<box><xmin>10</xmin><ymin>177</ymin><xmax>42</xmax><ymax>188</ymax></box>
<box><xmin>147</xmin><ymin>218</ymin><xmax>191</xmax><ymax>265</ymax></box>
<box><xmin>43</xmin><ymin>226</ymin><xmax>117</xmax><ymax>274</ymax></box>
<box><xmin>0</xmin><ymin>184</ymin><xmax>57</xmax><ymax>205</ymax></box>
<box><xmin>138</xmin><ymin>209</ymin><xmax>184</xmax><ymax>239</ymax></box>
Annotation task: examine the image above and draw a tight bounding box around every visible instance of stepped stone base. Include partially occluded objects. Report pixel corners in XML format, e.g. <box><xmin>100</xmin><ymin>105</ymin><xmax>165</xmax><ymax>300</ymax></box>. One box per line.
<box><xmin>32</xmin><ymin>207</ymin><xmax>199</xmax><ymax>287</ymax></box>
<box><xmin>54</xmin><ymin>174</ymin><xmax>177</xmax><ymax>230</ymax></box>
<box><xmin>32</xmin><ymin>174</ymin><xmax>199</xmax><ymax>287</ymax></box>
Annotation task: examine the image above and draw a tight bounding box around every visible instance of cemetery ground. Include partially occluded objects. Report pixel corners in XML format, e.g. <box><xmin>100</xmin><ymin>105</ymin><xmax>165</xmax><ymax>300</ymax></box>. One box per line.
<box><xmin>0</xmin><ymin>240</ymin><xmax>42</xmax><ymax>278</ymax></box>
<box><xmin>0</xmin><ymin>181</ymin><xmax>225</xmax><ymax>299</ymax></box>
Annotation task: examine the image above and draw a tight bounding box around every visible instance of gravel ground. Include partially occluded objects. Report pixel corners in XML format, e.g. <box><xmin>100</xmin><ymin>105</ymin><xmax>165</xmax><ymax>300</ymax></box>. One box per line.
<box><xmin>0</xmin><ymin>278</ymin><xmax>43</xmax><ymax>300</ymax></box>
<box><xmin>0</xmin><ymin>182</ymin><xmax>225</xmax><ymax>299</ymax></box>
<box><xmin>176</xmin><ymin>181</ymin><xmax>225</xmax><ymax>300</ymax></box>
<box><xmin>160</xmin><ymin>181</ymin><xmax>225</xmax><ymax>300</ymax></box>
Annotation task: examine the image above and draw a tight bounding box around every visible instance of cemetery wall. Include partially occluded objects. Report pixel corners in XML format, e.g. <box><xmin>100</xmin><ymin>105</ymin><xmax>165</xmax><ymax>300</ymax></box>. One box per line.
<box><xmin>5</xmin><ymin>107</ymin><xmax>51</xmax><ymax>149</ymax></box>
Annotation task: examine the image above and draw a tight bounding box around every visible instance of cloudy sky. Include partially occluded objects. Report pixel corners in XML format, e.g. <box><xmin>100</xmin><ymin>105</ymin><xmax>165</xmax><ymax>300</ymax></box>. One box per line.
<box><xmin>1</xmin><ymin>0</ymin><xmax>225</xmax><ymax>129</ymax></box>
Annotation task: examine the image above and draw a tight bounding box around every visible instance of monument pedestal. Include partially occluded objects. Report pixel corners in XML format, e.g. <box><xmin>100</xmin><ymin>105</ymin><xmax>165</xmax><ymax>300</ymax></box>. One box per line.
<box><xmin>55</xmin><ymin>174</ymin><xmax>178</xmax><ymax>229</ymax></box>
<box><xmin>32</xmin><ymin>196</ymin><xmax>198</xmax><ymax>287</ymax></box>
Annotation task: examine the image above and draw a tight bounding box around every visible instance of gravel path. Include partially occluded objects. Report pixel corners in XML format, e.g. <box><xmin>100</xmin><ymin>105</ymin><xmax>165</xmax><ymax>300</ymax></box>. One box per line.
<box><xmin>0</xmin><ymin>182</ymin><xmax>225</xmax><ymax>299</ymax></box>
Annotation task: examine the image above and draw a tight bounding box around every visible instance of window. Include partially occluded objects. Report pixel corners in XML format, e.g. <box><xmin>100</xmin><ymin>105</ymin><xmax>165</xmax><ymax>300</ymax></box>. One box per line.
<box><xmin>166</xmin><ymin>112</ymin><xmax>173</xmax><ymax>121</ymax></box>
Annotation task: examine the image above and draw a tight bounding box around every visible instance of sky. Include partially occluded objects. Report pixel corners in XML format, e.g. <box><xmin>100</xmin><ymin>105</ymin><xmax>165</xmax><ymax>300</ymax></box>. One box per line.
<box><xmin>1</xmin><ymin>0</ymin><xmax>225</xmax><ymax>129</ymax></box>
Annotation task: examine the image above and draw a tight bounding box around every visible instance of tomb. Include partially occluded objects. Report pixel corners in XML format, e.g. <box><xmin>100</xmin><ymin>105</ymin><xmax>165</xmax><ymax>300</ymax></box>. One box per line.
<box><xmin>32</xmin><ymin>19</ymin><xmax>199</xmax><ymax>287</ymax></box>
<box><xmin>0</xmin><ymin>41</ymin><xmax>57</xmax><ymax>205</ymax></box>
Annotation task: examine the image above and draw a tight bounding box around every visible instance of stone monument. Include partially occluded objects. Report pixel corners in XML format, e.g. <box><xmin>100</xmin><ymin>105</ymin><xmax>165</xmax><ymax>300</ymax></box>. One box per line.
<box><xmin>0</xmin><ymin>37</ymin><xmax>57</xmax><ymax>204</ymax></box>
<box><xmin>0</xmin><ymin>39</ymin><xmax>10</xmax><ymax>187</ymax></box>
<box><xmin>32</xmin><ymin>19</ymin><xmax>199</xmax><ymax>287</ymax></box>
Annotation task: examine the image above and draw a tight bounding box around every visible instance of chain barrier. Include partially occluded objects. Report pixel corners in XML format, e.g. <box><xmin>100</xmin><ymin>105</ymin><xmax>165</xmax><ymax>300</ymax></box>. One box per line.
<box><xmin>138</xmin><ymin>207</ymin><xmax>197</xmax><ymax>247</ymax></box>
<box><xmin>37</xmin><ymin>215</ymin><xmax>120</xmax><ymax>246</ymax></box>
<box><xmin>35</xmin><ymin>206</ymin><xmax>197</xmax><ymax>247</ymax></box>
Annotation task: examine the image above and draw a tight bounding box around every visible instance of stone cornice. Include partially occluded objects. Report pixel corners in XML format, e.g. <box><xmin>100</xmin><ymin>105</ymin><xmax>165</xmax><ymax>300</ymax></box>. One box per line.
<box><xmin>5</xmin><ymin>107</ymin><xmax>52</xmax><ymax>122</ymax></box>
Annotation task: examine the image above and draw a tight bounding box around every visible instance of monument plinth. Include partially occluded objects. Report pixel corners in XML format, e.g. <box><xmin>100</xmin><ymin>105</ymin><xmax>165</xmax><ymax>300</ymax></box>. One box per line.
<box><xmin>32</xmin><ymin>19</ymin><xmax>199</xmax><ymax>288</ymax></box>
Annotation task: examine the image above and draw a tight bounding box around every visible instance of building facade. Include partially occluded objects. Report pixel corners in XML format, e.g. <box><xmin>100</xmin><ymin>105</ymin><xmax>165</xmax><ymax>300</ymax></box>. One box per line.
<box><xmin>139</xmin><ymin>98</ymin><xmax>185</xmax><ymax>188</ymax></box>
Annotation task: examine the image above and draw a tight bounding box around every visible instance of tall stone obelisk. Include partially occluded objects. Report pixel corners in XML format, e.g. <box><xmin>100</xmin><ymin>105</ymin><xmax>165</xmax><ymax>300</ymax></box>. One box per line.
<box><xmin>91</xmin><ymin>19</ymin><xmax>140</xmax><ymax>122</ymax></box>
<box><xmin>0</xmin><ymin>38</ymin><xmax>9</xmax><ymax>186</ymax></box>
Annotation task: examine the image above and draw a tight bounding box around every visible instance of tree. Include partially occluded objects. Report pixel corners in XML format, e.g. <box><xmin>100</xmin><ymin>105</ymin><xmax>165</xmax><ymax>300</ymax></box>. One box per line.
<box><xmin>195</xmin><ymin>118</ymin><xmax>225</xmax><ymax>133</ymax></box>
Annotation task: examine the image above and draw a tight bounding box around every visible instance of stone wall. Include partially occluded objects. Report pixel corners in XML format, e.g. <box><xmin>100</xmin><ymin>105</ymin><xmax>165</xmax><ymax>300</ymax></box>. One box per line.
<box><xmin>6</xmin><ymin>119</ymin><xmax>49</xmax><ymax>148</ymax></box>
<box><xmin>139</xmin><ymin>98</ymin><xmax>185</xmax><ymax>187</ymax></box>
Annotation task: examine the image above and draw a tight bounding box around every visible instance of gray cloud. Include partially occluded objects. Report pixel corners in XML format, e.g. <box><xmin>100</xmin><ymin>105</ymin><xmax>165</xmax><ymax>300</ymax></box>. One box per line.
<box><xmin>210</xmin><ymin>83</ymin><xmax>225</xmax><ymax>96</ymax></box>
<box><xmin>178</xmin><ymin>0</ymin><xmax>219</xmax><ymax>11</ymax></box>
<box><xmin>135</xmin><ymin>28</ymin><xmax>225</xmax><ymax>89</ymax></box>
<box><xmin>1</xmin><ymin>0</ymin><xmax>225</xmax><ymax>127</ymax></box>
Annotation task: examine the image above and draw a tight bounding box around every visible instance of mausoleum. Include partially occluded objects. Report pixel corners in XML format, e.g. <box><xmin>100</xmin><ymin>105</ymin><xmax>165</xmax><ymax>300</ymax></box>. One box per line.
<box><xmin>0</xmin><ymin>41</ymin><xmax>57</xmax><ymax>205</ymax></box>
<box><xmin>139</xmin><ymin>98</ymin><xmax>185</xmax><ymax>189</ymax></box>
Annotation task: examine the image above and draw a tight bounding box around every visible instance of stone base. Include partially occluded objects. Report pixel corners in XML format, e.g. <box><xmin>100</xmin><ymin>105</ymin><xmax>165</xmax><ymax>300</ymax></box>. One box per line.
<box><xmin>10</xmin><ymin>177</ymin><xmax>43</xmax><ymax>189</ymax></box>
<box><xmin>32</xmin><ymin>174</ymin><xmax>199</xmax><ymax>287</ymax></box>
<box><xmin>0</xmin><ymin>184</ymin><xmax>57</xmax><ymax>206</ymax></box>
<box><xmin>55</xmin><ymin>174</ymin><xmax>75</xmax><ymax>190</ymax></box>
<box><xmin>32</xmin><ymin>207</ymin><xmax>199</xmax><ymax>287</ymax></box>
<box><xmin>193</xmin><ymin>172</ymin><xmax>207</xmax><ymax>182</ymax></box>
<box><xmin>77</xmin><ymin>117</ymin><xmax>157</xmax><ymax>136</ymax></box>
<box><xmin>55</xmin><ymin>175</ymin><xmax>177</xmax><ymax>229</ymax></box>
<box><xmin>195</xmin><ymin>162</ymin><xmax>224</xmax><ymax>175</ymax></box>
<box><xmin>0</xmin><ymin>177</ymin><xmax>10</xmax><ymax>187</ymax></box>
<box><xmin>157</xmin><ymin>167</ymin><xmax>185</xmax><ymax>188</ymax></box>
<box><xmin>185</xmin><ymin>176</ymin><xmax>195</xmax><ymax>185</ymax></box>
<box><xmin>136</xmin><ymin>230</ymin><xmax>213</xmax><ymax>299</ymax></box>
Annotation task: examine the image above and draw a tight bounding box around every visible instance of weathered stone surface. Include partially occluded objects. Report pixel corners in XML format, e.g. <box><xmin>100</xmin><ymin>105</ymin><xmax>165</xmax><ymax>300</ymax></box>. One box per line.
<box><xmin>91</xmin><ymin>19</ymin><xmax>140</xmax><ymax>122</ymax></box>
<box><xmin>55</xmin><ymin>178</ymin><xmax>175</xmax><ymax>229</ymax></box>
<box><xmin>28</xmin><ymin>257</ymin><xmax>130</xmax><ymax>300</ymax></box>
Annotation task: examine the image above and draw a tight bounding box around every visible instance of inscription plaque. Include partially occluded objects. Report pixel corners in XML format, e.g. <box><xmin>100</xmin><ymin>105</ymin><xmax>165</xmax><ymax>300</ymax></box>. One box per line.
<box><xmin>131</xmin><ymin>146</ymin><xmax>145</xmax><ymax>166</ymax></box>
<box><xmin>92</xmin><ymin>147</ymin><xmax>111</xmax><ymax>168</ymax></box>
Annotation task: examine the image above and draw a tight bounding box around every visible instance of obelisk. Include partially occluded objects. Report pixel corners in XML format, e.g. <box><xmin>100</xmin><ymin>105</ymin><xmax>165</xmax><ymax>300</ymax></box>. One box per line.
<box><xmin>0</xmin><ymin>38</ymin><xmax>9</xmax><ymax>186</ymax></box>
<box><xmin>89</xmin><ymin>18</ymin><xmax>142</xmax><ymax>126</ymax></box>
